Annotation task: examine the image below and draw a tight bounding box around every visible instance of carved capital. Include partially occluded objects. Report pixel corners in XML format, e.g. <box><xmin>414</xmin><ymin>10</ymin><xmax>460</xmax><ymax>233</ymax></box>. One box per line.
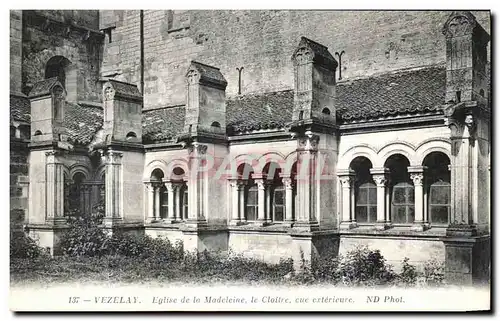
<box><xmin>443</xmin><ymin>12</ymin><xmax>476</xmax><ymax>38</ymax></box>
<box><xmin>293</xmin><ymin>46</ymin><xmax>313</xmax><ymax>65</ymax></box>
<box><xmin>255</xmin><ymin>179</ymin><xmax>265</xmax><ymax>190</ymax></box>
<box><xmin>298</xmin><ymin>132</ymin><xmax>320</xmax><ymax>151</ymax></box>
<box><xmin>103</xmin><ymin>85</ymin><xmax>115</xmax><ymax>101</ymax></box>
<box><xmin>372</xmin><ymin>175</ymin><xmax>387</xmax><ymax>187</ymax></box>
<box><xmin>282</xmin><ymin>177</ymin><xmax>294</xmax><ymax>189</ymax></box>
<box><xmin>105</xmin><ymin>150</ymin><xmax>123</xmax><ymax>164</ymax></box>
<box><xmin>163</xmin><ymin>181</ymin><xmax>174</xmax><ymax>192</ymax></box>
<box><xmin>186</xmin><ymin>69</ymin><xmax>200</xmax><ymax>85</ymax></box>
<box><xmin>410</xmin><ymin>173</ymin><xmax>424</xmax><ymax>186</ymax></box>
<box><xmin>339</xmin><ymin>175</ymin><xmax>354</xmax><ymax>188</ymax></box>
<box><xmin>188</xmin><ymin>142</ymin><xmax>208</xmax><ymax>155</ymax></box>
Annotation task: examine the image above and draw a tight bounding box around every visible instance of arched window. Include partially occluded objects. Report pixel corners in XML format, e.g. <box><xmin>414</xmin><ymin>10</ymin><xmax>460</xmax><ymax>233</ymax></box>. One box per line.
<box><xmin>322</xmin><ymin>108</ymin><xmax>331</xmax><ymax>115</ymax></box>
<box><xmin>45</xmin><ymin>56</ymin><xmax>71</xmax><ymax>89</ymax></box>
<box><xmin>386</xmin><ymin>154</ymin><xmax>414</xmax><ymax>224</ymax></box>
<box><xmin>424</xmin><ymin>152</ymin><xmax>451</xmax><ymax>225</ymax></box>
<box><xmin>350</xmin><ymin>157</ymin><xmax>377</xmax><ymax>223</ymax></box>
<box><xmin>34</xmin><ymin>130</ymin><xmax>42</xmax><ymax>136</ymax></box>
<box><xmin>211</xmin><ymin>121</ymin><xmax>221</xmax><ymax>128</ymax></box>
<box><xmin>67</xmin><ymin>172</ymin><xmax>86</xmax><ymax>217</ymax></box>
<box><xmin>126</xmin><ymin>132</ymin><xmax>137</xmax><ymax>140</ymax></box>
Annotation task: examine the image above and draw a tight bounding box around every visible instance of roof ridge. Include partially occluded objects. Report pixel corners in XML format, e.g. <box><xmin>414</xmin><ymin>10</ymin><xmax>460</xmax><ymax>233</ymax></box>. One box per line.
<box><xmin>337</xmin><ymin>64</ymin><xmax>446</xmax><ymax>85</ymax></box>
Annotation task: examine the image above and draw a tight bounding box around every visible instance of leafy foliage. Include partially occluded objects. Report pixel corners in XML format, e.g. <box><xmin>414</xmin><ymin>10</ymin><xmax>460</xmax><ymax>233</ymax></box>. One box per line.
<box><xmin>10</xmin><ymin>231</ymin><xmax>47</xmax><ymax>259</ymax></box>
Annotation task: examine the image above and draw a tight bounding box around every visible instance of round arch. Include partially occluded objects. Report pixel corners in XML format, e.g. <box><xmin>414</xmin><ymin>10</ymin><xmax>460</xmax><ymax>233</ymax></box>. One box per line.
<box><xmin>377</xmin><ymin>142</ymin><xmax>417</xmax><ymax>167</ymax></box>
<box><xmin>339</xmin><ymin>144</ymin><xmax>379</xmax><ymax>169</ymax></box>
<box><xmin>69</xmin><ymin>164</ymin><xmax>91</xmax><ymax>180</ymax></box>
<box><xmin>254</xmin><ymin>152</ymin><xmax>286</xmax><ymax>174</ymax></box>
<box><xmin>143</xmin><ymin>159</ymin><xmax>170</xmax><ymax>180</ymax></box>
<box><xmin>415</xmin><ymin>139</ymin><xmax>451</xmax><ymax>166</ymax></box>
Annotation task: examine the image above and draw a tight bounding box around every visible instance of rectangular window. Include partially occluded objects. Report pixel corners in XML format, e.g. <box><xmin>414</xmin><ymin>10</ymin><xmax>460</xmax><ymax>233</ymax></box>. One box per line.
<box><xmin>355</xmin><ymin>183</ymin><xmax>377</xmax><ymax>223</ymax></box>
<box><xmin>391</xmin><ymin>183</ymin><xmax>415</xmax><ymax>224</ymax></box>
<box><xmin>273</xmin><ymin>187</ymin><xmax>285</xmax><ymax>222</ymax></box>
<box><xmin>245</xmin><ymin>185</ymin><xmax>258</xmax><ymax>221</ymax></box>
<box><xmin>429</xmin><ymin>182</ymin><xmax>451</xmax><ymax>225</ymax></box>
<box><xmin>160</xmin><ymin>188</ymin><xmax>168</xmax><ymax>219</ymax></box>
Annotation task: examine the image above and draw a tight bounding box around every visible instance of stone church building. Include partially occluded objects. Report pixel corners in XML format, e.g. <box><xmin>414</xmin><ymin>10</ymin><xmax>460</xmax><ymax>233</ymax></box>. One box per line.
<box><xmin>10</xmin><ymin>10</ymin><xmax>491</xmax><ymax>284</ymax></box>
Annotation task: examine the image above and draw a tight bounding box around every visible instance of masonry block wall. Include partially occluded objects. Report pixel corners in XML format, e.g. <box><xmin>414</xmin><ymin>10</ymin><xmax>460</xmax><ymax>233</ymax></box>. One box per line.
<box><xmin>21</xmin><ymin>10</ymin><xmax>102</xmax><ymax>102</ymax></box>
<box><xmin>10</xmin><ymin>10</ymin><xmax>23</xmax><ymax>94</ymax></box>
<box><xmin>100</xmin><ymin>10</ymin><xmax>490</xmax><ymax>110</ymax></box>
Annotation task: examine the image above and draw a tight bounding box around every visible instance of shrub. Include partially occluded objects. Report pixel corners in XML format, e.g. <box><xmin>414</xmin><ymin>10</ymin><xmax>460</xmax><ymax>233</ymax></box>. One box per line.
<box><xmin>336</xmin><ymin>246</ymin><xmax>396</xmax><ymax>287</ymax></box>
<box><xmin>422</xmin><ymin>258</ymin><xmax>445</xmax><ymax>286</ymax></box>
<box><xmin>10</xmin><ymin>231</ymin><xmax>47</xmax><ymax>259</ymax></box>
<box><xmin>396</xmin><ymin>257</ymin><xmax>418</xmax><ymax>287</ymax></box>
<box><xmin>59</xmin><ymin>217</ymin><xmax>110</xmax><ymax>257</ymax></box>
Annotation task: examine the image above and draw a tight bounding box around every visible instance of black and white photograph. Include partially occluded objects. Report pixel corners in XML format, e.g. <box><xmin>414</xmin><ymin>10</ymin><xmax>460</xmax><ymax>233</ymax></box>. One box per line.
<box><xmin>8</xmin><ymin>6</ymin><xmax>492</xmax><ymax>312</ymax></box>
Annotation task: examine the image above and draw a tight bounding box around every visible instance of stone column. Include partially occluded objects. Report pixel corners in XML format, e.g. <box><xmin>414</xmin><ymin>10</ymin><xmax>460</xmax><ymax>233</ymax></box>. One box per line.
<box><xmin>45</xmin><ymin>151</ymin><xmax>65</xmax><ymax>224</ymax></box>
<box><xmin>294</xmin><ymin>133</ymin><xmax>320</xmax><ymax>231</ymax></box>
<box><xmin>254</xmin><ymin>176</ymin><xmax>268</xmax><ymax>226</ymax></box>
<box><xmin>145</xmin><ymin>182</ymin><xmax>155</xmax><ymax>223</ymax></box>
<box><xmin>338</xmin><ymin>169</ymin><xmax>356</xmax><ymax>230</ymax></box>
<box><xmin>103</xmin><ymin>149</ymin><xmax>123</xmax><ymax>226</ymax></box>
<box><xmin>186</xmin><ymin>142</ymin><xmax>208</xmax><ymax>227</ymax></box>
<box><xmin>174</xmin><ymin>183</ymin><xmax>182</xmax><ymax>221</ymax></box>
<box><xmin>282</xmin><ymin>176</ymin><xmax>294</xmax><ymax>226</ymax></box>
<box><xmin>370</xmin><ymin>168</ymin><xmax>390</xmax><ymax>230</ymax></box>
<box><xmin>164</xmin><ymin>181</ymin><xmax>175</xmax><ymax>222</ymax></box>
<box><xmin>229</xmin><ymin>179</ymin><xmax>241</xmax><ymax>225</ymax></box>
<box><xmin>239</xmin><ymin>181</ymin><xmax>246</xmax><ymax>222</ymax></box>
<box><xmin>154</xmin><ymin>183</ymin><xmax>161</xmax><ymax>222</ymax></box>
<box><xmin>409</xmin><ymin>166</ymin><xmax>427</xmax><ymax>231</ymax></box>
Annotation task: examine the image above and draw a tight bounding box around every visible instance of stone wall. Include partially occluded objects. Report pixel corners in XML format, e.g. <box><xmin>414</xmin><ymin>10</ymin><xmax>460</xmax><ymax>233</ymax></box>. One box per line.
<box><xmin>10</xmin><ymin>142</ymin><xmax>29</xmax><ymax>231</ymax></box>
<box><xmin>10</xmin><ymin>10</ymin><xmax>23</xmax><ymax>94</ymax></box>
<box><xmin>22</xmin><ymin>10</ymin><xmax>102</xmax><ymax>102</ymax></box>
<box><xmin>99</xmin><ymin>10</ymin><xmax>490</xmax><ymax>110</ymax></box>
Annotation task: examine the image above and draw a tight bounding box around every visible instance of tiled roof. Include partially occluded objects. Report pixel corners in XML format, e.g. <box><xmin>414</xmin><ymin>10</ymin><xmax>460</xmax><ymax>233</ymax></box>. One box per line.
<box><xmin>336</xmin><ymin>66</ymin><xmax>446</xmax><ymax>121</ymax></box>
<box><xmin>64</xmin><ymin>102</ymin><xmax>103</xmax><ymax>146</ymax></box>
<box><xmin>142</xmin><ymin>106</ymin><xmax>185</xmax><ymax>144</ymax></box>
<box><xmin>190</xmin><ymin>61</ymin><xmax>227</xmax><ymax>88</ymax></box>
<box><xmin>105</xmin><ymin>79</ymin><xmax>142</xmax><ymax>101</ymax></box>
<box><xmin>10</xmin><ymin>94</ymin><xmax>31</xmax><ymax>124</ymax></box>
<box><xmin>226</xmin><ymin>90</ymin><xmax>294</xmax><ymax>133</ymax></box>
<box><xmin>28</xmin><ymin>77</ymin><xmax>61</xmax><ymax>98</ymax></box>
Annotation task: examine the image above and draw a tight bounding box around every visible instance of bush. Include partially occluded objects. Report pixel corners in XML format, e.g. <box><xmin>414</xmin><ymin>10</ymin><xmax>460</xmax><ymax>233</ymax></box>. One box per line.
<box><xmin>337</xmin><ymin>246</ymin><xmax>396</xmax><ymax>286</ymax></box>
<box><xmin>396</xmin><ymin>257</ymin><xmax>418</xmax><ymax>287</ymax></box>
<box><xmin>10</xmin><ymin>231</ymin><xmax>47</xmax><ymax>259</ymax></box>
<box><xmin>422</xmin><ymin>258</ymin><xmax>445</xmax><ymax>286</ymax></box>
<box><xmin>59</xmin><ymin>217</ymin><xmax>110</xmax><ymax>257</ymax></box>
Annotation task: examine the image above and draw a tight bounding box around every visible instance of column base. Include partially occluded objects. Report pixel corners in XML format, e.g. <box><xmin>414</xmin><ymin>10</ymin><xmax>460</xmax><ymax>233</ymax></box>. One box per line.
<box><xmin>411</xmin><ymin>222</ymin><xmax>430</xmax><ymax>232</ymax></box>
<box><xmin>45</xmin><ymin>217</ymin><xmax>68</xmax><ymax>226</ymax></box>
<box><xmin>291</xmin><ymin>220</ymin><xmax>320</xmax><ymax>232</ymax></box>
<box><xmin>339</xmin><ymin>221</ymin><xmax>357</xmax><ymax>230</ymax></box>
<box><xmin>374</xmin><ymin>222</ymin><xmax>392</xmax><ymax>231</ymax></box>
<box><xmin>229</xmin><ymin>220</ymin><xmax>247</xmax><ymax>226</ymax></box>
<box><xmin>101</xmin><ymin>217</ymin><xmax>123</xmax><ymax>231</ymax></box>
<box><xmin>184</xmin><ymin>218</ymin><xmax>208</xmax><ymax>229</ymax></box>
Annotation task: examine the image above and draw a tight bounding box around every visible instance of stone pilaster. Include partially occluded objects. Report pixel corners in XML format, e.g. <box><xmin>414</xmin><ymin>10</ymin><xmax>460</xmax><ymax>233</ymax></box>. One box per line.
<box><xmin>370</xmin><ymin>168</ymin><xmax>391</xmax><ymax>230</ymax></box>
<box><xmin>186</xmin><ymin>142</ymin><xmax>208</xmax><ymax>227</ymax></box>
<box><xmin>103</xmin><ymin>149</ymin><xmax>123</xmax><ymax>227</ymax></box>
<box><xmin>45</xmin><ymin>151</ymin><xmax>65</xmax><ymax>225</ymax></box>
<box><xmin>293</xmin><ymin>133</ymin><xmax>320</xmax><ymax>231</ymax></box>
<box><xmin>338</xmin><ymin>169</ymin><xmax>356</xmax><ymax>230</ymax></box>
<box><xmin>144</xmin><ymin>182</ymin><xmax>155</xmax><ymax>223</ymax></box>
<box><xmin>282</xmin><ymin>176</ymin><xmax>295</xmax><ymax>226</ymax></box>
